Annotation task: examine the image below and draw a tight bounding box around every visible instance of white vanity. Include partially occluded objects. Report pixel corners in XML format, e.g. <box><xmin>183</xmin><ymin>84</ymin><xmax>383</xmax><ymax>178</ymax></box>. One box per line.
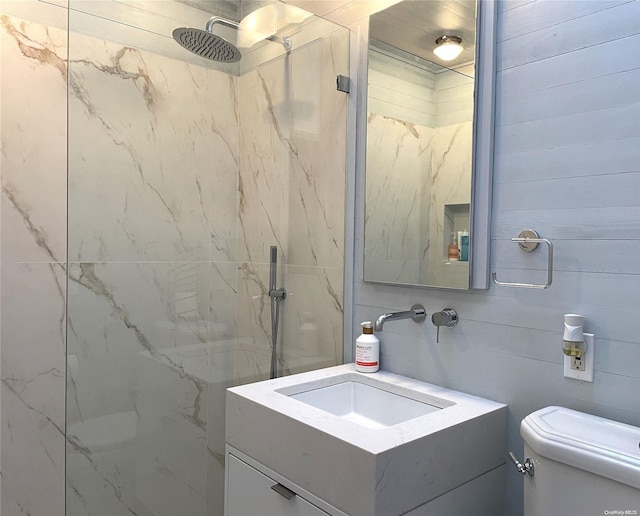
<box><xmin>224</xmin><ymin>364</ymin><xmax>506</xmax><ymax>515</ymax></box>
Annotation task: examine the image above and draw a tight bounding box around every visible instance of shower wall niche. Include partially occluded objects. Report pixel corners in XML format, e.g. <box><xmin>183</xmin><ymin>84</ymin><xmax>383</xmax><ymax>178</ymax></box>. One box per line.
<box><xmin>0</xmin><ymin>1</ymin><xmax>349</xmax><ymax>515</ymax></box>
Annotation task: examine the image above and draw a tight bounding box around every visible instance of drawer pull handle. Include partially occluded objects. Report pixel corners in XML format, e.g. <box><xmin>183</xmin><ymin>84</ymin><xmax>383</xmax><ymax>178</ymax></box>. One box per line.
<box><xmin>271</xmin><ymin>483</ymin><xmax>296</xmax><ymax>500</ymax></box>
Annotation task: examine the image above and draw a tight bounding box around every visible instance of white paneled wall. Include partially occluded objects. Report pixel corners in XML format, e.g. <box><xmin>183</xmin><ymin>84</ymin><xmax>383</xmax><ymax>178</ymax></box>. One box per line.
<box><xmin>368</xmin><ymin>49</ymin><xmax>437</xmax><ymax>127</ymax></box>
<box><xmin>435</xmin><ymin>69</ymin><xmax>474</xmax><ymax>127</ymax></box>
<box><xmin>354</xmin><ymin>1</ymin><xmax>640</xmax><ymax>515</ymax></box>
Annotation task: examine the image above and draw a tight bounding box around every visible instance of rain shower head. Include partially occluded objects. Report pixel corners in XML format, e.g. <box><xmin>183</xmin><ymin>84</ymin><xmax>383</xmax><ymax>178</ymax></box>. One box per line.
<box><xmin>172</xmin><ymin>26</ymin><xmax>241</xmax><ymax>63</ymax></box>
<box><xmin>172</xmin><ymin>16</ymin><xmax>292</xmax><ymax>63</ymax></box>
<box><xmin>173</xmin><ymin>17</ymin><xmax>242</xmax><ymax>63</ymax></box>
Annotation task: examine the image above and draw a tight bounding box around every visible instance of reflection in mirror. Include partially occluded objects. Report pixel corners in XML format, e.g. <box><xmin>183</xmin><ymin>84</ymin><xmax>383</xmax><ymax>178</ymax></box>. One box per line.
<box><xmin>363</xmin><ymin>0</ymin><xmax>478</xmax><ymax>289</ymax></box>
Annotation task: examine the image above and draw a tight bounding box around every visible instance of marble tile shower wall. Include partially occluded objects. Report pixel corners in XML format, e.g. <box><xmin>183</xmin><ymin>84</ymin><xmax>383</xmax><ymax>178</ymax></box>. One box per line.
<box><xmin>365</xmin><ymin>51</ymin><xmax>435</xmax><ymax>285</ymax></box>
<box><xmin>1</xmin><ymin>4</ymin><xmax>239</xmax><ymax>514</ymax></box>
<box><xmin>1</xmin><ymin>8</ymin><xmax>68</xmax><ymax>516</ymax></box>
<box><xmin>364</xmin><ymin>115</ymin><xmax>432</xmax><ymax>284</ymax></box>
<box><xmin>364</xmin><ymin>50</ymin><xmax>473</xmax><ymax>287</ymax></box>
<box><xmin>235</xmin><ymin>32</ymin><xmax>348</xmax><ymax>383</ymax></box>
<box><xmin>1</xmin><ymin>2</ymin><xmax>348</xmax><ymax>515</ymax></box>
<box><xmin>426</xmin><ymin>71</ymin><xmax>474</xmax><ymax>288</ymax></box>
<box><xmin>354</xmin><ymin>1</ymin><xmax>640</xmax><ymax>515</ymax></box>
<box><xmin>66</xmin><ymin>16</ymin><xmax>240</xmax><ymax>514</ymax></box>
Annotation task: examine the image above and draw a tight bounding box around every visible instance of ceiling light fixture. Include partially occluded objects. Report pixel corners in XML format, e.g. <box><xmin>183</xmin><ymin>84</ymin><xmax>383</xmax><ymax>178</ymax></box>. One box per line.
<box><xmin>238</xmin><ymin>5</ymin><xmax>278</xmax><ymax>48</ymax></box>
<box><xmin>433</xmin><ymin>35</ymin><xmax>463</xmax><ymax>61</ymax></box>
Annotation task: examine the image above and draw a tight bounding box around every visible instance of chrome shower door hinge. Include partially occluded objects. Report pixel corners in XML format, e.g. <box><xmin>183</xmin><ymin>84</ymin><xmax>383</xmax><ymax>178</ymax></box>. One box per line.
<box><xmin>336</xmin><ymin>75</ymin><xmax>350</xmax><ymax>93</ymax></box>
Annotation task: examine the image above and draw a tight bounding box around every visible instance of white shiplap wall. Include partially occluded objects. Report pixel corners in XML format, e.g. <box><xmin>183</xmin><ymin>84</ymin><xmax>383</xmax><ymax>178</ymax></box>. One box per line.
<box><xmin>353</xmin><ymin>1</ymin><xmax>640</xmax><ymax>515</ymax></box>
<box><xmin>367</xmin><ymin>49</ymin><xmax>437</xmax><ymax>126</ymax></box>
<box><xmin>435</xmin><ymin>68</ymin><xmax>474</xmax><ymax>127</ymax></box>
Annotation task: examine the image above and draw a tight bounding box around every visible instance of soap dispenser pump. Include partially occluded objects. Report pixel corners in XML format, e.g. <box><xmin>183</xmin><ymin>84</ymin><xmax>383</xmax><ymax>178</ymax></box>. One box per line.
<box><xmin>355</xmin><ymin>321</ymin><xmax>379</xmax><ymax>373</ymax></box>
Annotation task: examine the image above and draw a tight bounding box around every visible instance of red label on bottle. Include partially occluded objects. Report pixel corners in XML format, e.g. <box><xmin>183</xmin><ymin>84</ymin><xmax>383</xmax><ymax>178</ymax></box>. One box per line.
<box><xmin>356</xmin><ymin>361</ymin><xmax>378</xmax><ymax>367</ymax></box>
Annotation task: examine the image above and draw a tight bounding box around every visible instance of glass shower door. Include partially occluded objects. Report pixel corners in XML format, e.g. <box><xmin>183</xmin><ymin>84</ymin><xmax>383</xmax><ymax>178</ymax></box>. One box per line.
<box><xmin>234</xmin><ymin>15</ymin><xmax>350</xmax><ymax>385</ymax></box>
<box><xmin>65</xmin><ymin>2</ymin><xmax>349</xmax><ymax>516</ymax></box>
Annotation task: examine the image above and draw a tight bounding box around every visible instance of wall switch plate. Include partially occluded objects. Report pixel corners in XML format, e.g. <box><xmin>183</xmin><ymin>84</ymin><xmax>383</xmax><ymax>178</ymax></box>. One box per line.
<box><xmin>564</xmin><ymin>333</ymin><xmax>594</xmax><ymax>382</ymax></box>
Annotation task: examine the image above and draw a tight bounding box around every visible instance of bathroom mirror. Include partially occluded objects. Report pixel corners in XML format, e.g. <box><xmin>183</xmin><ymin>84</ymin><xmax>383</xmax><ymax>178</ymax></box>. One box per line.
<box><xmin>362</xmin><ymin>0</ymin><xmax>496</xmax><ymax>290</ymax></box>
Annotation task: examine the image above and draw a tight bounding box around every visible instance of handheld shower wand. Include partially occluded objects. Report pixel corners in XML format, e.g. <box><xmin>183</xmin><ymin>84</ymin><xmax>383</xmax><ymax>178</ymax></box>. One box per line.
<box><xmin>268</xmin><ymin>245</ymin><xmax>286</xmax><ymax>379</ymax></box>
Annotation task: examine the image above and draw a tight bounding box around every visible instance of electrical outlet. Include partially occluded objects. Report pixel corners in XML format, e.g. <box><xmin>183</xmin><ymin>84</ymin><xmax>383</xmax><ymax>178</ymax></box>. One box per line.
<box><xmin>571</xmin><ymin>355</ymin><xmax>585</xmax><ymax>371</ymax></box>
<box><xmin>564</xmin><ymin>333</ymin><xmax>594</xmax><ymax>382</ymax></box>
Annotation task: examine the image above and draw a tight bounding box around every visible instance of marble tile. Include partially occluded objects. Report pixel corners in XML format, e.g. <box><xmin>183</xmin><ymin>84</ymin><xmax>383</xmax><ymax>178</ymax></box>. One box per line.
<box><xmin>65</xmin><ymin>261</ymin><xmax>222</xmax><ymax>515</ymax></box>
<box><xmin>0</xmin><ymin>11</ymin><xmax>67</xmax><ymax>516</ymax></box>
<box><xmin>234</xmin><ymin>262</ymin><xmax>276</xmax><ymax>385</ymax></box>
<box><xmin>237</xmin><ymin>30</ymin><xmax>348</xmax><ymax>269</ymax></box>
<box><xmin>364</xmin><ymin>114</ymin><xmax>433</xmax><ymax>284</ymax></box>
<box><xmin>2</xmin><ymin>5</ymin><xmax>350</xmax><ymax>516</ymax></box>
<box><xmin>226</xmin><ymin>364</ymin><xmax>506</xmax><ymax>516</ymax></box>
<box><xmin>426</xmin><ymin>121</ymin><xmax>472</xmax><ymax>288</ymax></box>
<box><xmin>206</xmin><ymin>261</ymin><xmax>239</xmax><ymax>515</ymax></box>
<box><xmin>67</xmin><ymin>32</ymin><xmax>238</xmax><ymax>262</ymax></box>
<box><xmin>234</xmin><ymin>262</ymin><xmax>343</xmax><ymax>385</ymax></box>
<box><xmin>134</xmin><ymin>345</ymin><xmax>209</xmax><ymax>516</ymax></box>
<box><xmin>0</xmin><ymin>14</ymin><xmax>67</xmax><ymax>263</ymax></box>
<box><xmin>1</xmin><ymin>262</ymin><xmax>66</xmax><ymax>516</ymax></box>
<box><xmin>205</xmin><ymin>338</ymin><xmax>236</xmax><ymax>516</ymax></box>
<box><xmin>209</xmin><ymin>261</ymin><xmax>238</xmax><ymax>340</ymax></box>
<box><xmin>66</xmin><ymin>262</ymin><xmax>213</xmax><ymax>421</ymax></box>
<box><xmin>278</xmin><ymin>265</ymin><xmax>343</xmax><ymax>375</ymax></box>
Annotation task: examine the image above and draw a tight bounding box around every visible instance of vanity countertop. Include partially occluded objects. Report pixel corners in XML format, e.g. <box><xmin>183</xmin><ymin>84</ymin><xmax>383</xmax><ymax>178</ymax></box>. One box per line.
<box><xmin>226</xmin><ymin>364</ymin><xmax>506</xmax><ymax>516</ymax></box>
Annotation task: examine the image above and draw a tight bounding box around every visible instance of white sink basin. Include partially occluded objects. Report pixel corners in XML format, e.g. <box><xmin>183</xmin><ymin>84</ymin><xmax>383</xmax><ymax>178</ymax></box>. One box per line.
<box><xmin>282</xmin><ymin>376</ymin><xmax>448</xmax><ymax>428</ymax></box>
<box><xmin>226</xmin><ymin>364</ymin><xmax>506</xmax><ymax>516</ymax></box>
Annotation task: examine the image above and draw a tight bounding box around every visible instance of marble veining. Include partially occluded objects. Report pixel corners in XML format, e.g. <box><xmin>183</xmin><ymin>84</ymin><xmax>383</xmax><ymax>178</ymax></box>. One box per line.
<box><xmin>364</xmin><ymin>113</ymin><xmax>433</xmax><ymax>284</ymax></box>
<box><xmin>426</xmin><ymin>121</ymin><xmax>472</xmax><ymax>288</ymax></box>
<box><xmin>1</xmin><ymin>263</ymin><xmax>67</xmax><ymax>516</ymax></box>
<box><xmin>1</xmin><ymin>4</ymin><xmax>349</xmax><ymax>516</ymax></box>
<box><xmin>363</xmin><ymin>116</ymin><xmax>472</xmax><ymax>288</ymax></box>
<box><xmin>235</xmin><ymin>30</ymin><xmax>348</xmax><ymax>385</ymax></box>
<box><xmin>1</xmin><ymin>12</ymin><xmax>68</xmax><ymax>516</ymax></box>
<box><xmin>68</xmin><ymin>31</ymin><xmax>238</xmax><ymax>263</ymax></box>
<box><xmin>0</xmin><ymin>14</ymin><xmax>66</xmax><ymax>77</ymax></box>
<box><xmin>1</xmin><ymin>14</ymin><xmax>67</xmax><ymax>265</ymax></box>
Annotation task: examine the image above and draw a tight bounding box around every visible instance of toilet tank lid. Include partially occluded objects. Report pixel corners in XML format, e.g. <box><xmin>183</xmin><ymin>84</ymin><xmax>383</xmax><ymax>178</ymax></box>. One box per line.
<box><xmin>521</xmin><ymin>406</ymin><xmax>640</xmax><ymax>490</ymax></box>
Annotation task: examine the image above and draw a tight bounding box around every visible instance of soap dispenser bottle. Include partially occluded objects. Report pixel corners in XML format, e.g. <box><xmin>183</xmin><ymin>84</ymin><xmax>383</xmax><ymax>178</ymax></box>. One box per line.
<box><xmin>447</xmin><ymin>232</ymin><xmax>459</xmax><ymax>261</ymax></box>
<box><xmin>459</xmin><ymin>229</ymin><xmax>469</xmax><ymax>262</ymax></box>
<box><xmin>355</xmin><ymin>321</ymin><xmax>379</xmax><ymax>373</ymax></box>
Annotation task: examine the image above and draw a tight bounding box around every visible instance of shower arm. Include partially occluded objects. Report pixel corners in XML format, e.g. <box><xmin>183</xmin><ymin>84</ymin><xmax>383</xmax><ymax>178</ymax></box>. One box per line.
<box><xmin>205</xmin><ymin>16</ymin><xmax>292</xmax><ymax>52</ymax></box>
<box><xmin>205</xmin><ymin>16</ymin><xmax>239</xmax><ymax>32</ymax></box>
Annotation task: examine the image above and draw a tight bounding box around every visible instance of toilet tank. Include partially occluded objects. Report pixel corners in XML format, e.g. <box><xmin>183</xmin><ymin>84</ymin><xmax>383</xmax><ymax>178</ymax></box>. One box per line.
<box><xmin>521</xmin><ymin>406</ymin><xmax>640</xmax><ymax>516</ymax></box>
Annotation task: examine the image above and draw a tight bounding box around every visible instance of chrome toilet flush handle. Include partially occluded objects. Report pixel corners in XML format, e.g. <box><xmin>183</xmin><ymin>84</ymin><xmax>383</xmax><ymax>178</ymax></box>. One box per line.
<box><xmin>509</xmin><ymin>451</ymin><xmax>534</xmax><ymax>476</ymax></box>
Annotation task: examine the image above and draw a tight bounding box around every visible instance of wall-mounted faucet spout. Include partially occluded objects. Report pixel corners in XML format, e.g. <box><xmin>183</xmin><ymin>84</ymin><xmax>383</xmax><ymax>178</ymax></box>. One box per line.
<box><xmin>374</xmin><ymin>304</ymin><xmax>426</xmax><ymax>332</ymax></box>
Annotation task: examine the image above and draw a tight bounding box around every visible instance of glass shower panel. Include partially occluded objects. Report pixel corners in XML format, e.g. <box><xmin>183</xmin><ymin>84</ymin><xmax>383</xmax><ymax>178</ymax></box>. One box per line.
<box><xmin>65</xmin><ymin>2</ymin><xmax>349</xmax><ymax>516</ymax></box>
<box><xmin>235</xmin><ymin>14</ymin><xmax>350</xmax><ymax>384</ymax></box>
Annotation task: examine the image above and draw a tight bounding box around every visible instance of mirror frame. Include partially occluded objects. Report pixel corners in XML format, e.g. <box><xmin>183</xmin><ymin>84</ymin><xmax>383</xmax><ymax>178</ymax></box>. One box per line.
<box><xmin>357</xmin><ymin>0</ymin><xmax>497</xmax><ymax>290</ymax></box>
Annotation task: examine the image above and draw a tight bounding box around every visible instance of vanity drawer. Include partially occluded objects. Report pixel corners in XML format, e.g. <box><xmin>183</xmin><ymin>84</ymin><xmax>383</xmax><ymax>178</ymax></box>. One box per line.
<box><xmin>227</xmin><ymin>454</ymin><xmax>330</xmax><ymax>516</ymax></box>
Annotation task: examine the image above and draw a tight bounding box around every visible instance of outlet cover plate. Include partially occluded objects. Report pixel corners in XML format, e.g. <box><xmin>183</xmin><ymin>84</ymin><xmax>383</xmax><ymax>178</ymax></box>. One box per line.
<box><xmin>564</xmin><ymin>333</ymin><xmax>594</xmax><ymax>382</ymax></box>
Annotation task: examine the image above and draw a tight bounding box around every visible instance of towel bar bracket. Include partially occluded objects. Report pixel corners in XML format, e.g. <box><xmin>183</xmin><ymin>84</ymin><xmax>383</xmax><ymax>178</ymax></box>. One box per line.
<box><xmin>492</xmin><ymin>229</ymin><xmax>554</xmax><ymax>289</ymax></box>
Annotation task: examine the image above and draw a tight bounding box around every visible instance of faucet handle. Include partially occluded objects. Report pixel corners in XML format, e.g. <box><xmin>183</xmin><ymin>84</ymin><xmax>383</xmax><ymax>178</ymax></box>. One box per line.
<box><xmin>431</xmin><ymin>308</ymin><xmax>458</xmax><ymax>343</ymax></box>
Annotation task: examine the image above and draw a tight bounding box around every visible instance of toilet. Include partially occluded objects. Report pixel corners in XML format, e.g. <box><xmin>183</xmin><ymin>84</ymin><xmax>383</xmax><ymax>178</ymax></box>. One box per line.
<box><xmin>521</xmin><ymin>406</ymin><xmax>640</xmax><ymax>516</ymax></box>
